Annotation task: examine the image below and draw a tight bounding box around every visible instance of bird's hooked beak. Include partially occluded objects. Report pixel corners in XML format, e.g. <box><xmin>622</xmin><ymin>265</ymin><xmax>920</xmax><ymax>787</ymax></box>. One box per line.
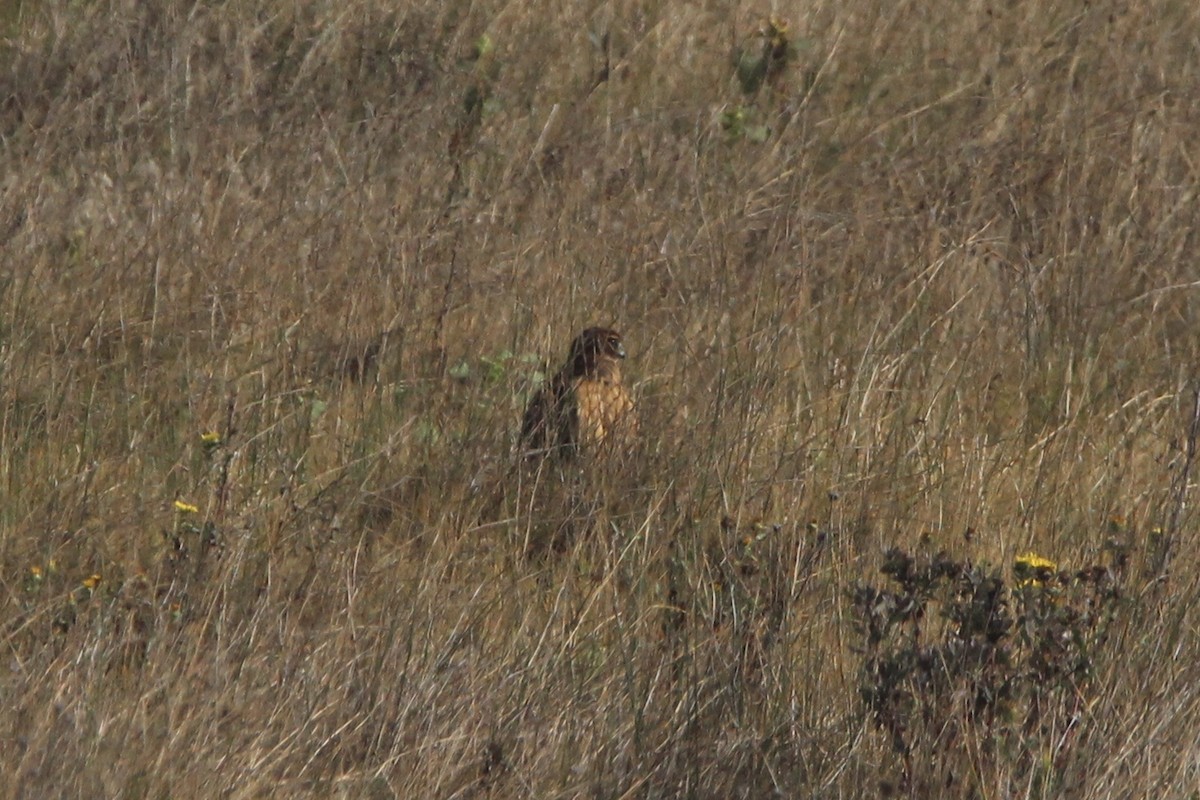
<box><xmin>615</xmin><ymin>341</ymin><xmax>627</xmax><ymax>359</ymax></box>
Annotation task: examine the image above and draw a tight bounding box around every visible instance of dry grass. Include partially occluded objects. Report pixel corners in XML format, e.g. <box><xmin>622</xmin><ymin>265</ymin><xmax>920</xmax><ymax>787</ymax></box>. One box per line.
<box><xmin>2</xmin><ymin>0</ymin><xmax>1200</xmax><ymax>796</ymax></box>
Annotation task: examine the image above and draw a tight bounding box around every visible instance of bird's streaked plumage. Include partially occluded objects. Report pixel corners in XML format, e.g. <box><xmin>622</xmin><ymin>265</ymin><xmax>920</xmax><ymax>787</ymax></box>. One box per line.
<box><xmin>521</xmin><ymin>327</ymin><xmax>637</xmax><ymax>458</ymax></box>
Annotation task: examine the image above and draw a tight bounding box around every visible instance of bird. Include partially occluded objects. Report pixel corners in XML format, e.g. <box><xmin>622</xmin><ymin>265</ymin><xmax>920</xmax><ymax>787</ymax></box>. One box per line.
<box><xmin>520</xmin><ymin>327</ymin><xmax>637</xmax><ymax>459</ymax></box>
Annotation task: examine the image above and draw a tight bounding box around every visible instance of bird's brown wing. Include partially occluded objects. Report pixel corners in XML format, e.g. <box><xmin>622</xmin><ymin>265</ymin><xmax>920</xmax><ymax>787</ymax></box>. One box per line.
<box><xmin>520</xmin><ymin>376</ymin><xmax>577</xmax><ymax>457</ymax></box>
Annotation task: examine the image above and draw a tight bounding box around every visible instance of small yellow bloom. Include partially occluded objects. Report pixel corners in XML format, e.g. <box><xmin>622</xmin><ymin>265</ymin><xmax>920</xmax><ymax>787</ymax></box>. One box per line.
<box><xmin>82</xmin><ymin>574</ymin><xmax>101</xmax><ymax>590</ymax></box>
<box><xmin>174</xmin><ymin>500</ymin><xmax>200</xmax><ymax>514</ymax></box>
<box><xmin>200</xmin><ymin>431</ymin><xmax>221</xmax><ymax>445</ymax></box>
<box><xmin>1015</xmin><ymin>552</ymin><xmax>1056</xmax><ymax>572</ymax></box>
<box><xmin>30</xmin><ymin>565</ymin><xmax>43</xmax><ymax>580</ymax></box>
<box><xmin>1014</xmin><ymin>552</ymin><xmax>1057</xmax><ymax>588</ymax></box>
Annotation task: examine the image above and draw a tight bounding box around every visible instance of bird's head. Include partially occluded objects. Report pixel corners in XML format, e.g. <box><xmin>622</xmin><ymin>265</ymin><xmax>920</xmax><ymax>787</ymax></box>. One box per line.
<box><xmin>568</xmin><ymin>327</ymin><xmax>627</xmax><ymax>376</ymax></box>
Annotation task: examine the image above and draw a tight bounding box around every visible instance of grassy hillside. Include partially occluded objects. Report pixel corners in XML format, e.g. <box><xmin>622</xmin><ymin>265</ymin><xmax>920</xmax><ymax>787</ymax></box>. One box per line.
<box><xmin>2</xmin><ymin>0</ymin><xmax>1199</xmax><ymax>796</ymax></box>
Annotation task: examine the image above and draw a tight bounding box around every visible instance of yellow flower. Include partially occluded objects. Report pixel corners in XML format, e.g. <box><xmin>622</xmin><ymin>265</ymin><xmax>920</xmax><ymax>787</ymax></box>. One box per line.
<box><xmin>30</xmin><ymin>565</ymin><xmax>43</xmax><ymax>580</ymax></box>
<box><xmin>174</xmin><ymin>500</ymin><xmax>199</xmax><ymax>514</ymax></box>
<box><xmin>1015</xmin><ymin>552</ymin><xmax>1056</xmax><ymax>572</ymax></box>
<box><xmin>1014</xmin><ymin>552</ymin><xmax>1057</xmax><ymax>588</ymax></box>
<box><xmin>200</xmin><ymin>431</ymin><xmax>221</xmax><ymax>445</ymax></box>
<box><xmin>82</xmin><ymin>574</ymin><xmax>101</xmax><ymax>590</ymax></box>
<box><xmin>765</xmin><ymin>15</ymin><xmax>789</xmax><ymax>37</ymax></box>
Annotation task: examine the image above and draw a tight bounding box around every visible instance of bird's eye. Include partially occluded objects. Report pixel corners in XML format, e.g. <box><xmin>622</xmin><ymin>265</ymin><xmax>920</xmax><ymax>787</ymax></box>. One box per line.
<box><xmin>608</xmin><ymin>337</ymin><xmax>620</xmax><ymax>347</ymax></box>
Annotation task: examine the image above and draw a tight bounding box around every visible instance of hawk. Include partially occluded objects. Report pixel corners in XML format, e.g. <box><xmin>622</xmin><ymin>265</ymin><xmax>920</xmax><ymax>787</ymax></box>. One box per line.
<box><xmin>520</xmin><ymin>327</ymin><xmax>637</xmax><ymax>458</ymax></box>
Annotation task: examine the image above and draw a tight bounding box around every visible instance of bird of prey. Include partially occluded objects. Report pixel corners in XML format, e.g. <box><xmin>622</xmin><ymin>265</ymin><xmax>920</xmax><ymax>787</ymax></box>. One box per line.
<box><xmin>520</xmin><ymin>327</ymin><xmax>637</xmax><ymax>459</ymax></box>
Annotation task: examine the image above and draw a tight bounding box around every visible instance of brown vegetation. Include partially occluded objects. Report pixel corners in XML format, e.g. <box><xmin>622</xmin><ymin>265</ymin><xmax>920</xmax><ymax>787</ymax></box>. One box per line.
<box><xmin>2</xmin><ymin>0</ymin><xmax>1199</xmax><ymax>796</ymax></box>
